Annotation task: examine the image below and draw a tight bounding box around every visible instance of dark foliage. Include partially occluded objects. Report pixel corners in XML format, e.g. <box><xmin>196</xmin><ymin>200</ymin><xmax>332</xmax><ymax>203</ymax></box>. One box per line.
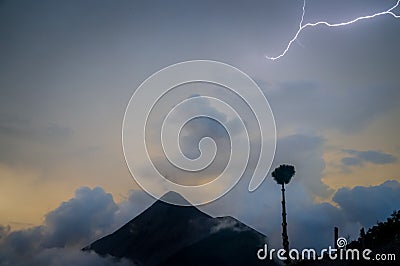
<box><xmin>294</xmin><ymin>210</ymin><xmax>400</xmax><ymax>265</ymax></box>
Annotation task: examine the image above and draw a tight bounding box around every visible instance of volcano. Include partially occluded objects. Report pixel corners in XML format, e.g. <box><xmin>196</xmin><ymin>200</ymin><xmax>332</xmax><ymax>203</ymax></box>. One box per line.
<box><xmin>83</xmin><ymin>192</ymin><xmax>277</xmax><ymax>266</ymax></box>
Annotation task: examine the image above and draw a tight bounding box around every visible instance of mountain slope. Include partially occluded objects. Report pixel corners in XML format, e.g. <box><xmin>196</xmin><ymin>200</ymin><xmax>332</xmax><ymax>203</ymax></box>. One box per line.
<box><xmin>83</xmin><ymin>192</ymin><xmax>277</xmax><ymax>266</ymax></box>
<box><xmin>160</xmin><ymin>216</ymin><xmax>270</xmax><ymax>266</ymax></box>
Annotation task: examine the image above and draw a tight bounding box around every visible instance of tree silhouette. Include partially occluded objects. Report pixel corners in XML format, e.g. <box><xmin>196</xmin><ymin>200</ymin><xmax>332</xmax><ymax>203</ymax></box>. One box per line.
<box><xmin>272</xmin><ymin>164</ymin><xmax>295</xmax><ymax>264</ymax></box>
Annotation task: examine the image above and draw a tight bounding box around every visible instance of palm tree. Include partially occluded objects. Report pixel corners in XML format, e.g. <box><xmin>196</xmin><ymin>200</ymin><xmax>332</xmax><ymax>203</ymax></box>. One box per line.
<box><xmin>272</xmin><ymin>164</ymin><xmax>295</xmax><ymax>263</ymax></box>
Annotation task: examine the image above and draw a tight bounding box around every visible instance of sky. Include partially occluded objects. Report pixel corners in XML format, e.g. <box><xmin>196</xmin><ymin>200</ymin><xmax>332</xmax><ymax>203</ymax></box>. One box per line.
<box><xmin>1</xmin><ymin>0</ymin><xmax>400</xmax><ymax>264</ymax></box>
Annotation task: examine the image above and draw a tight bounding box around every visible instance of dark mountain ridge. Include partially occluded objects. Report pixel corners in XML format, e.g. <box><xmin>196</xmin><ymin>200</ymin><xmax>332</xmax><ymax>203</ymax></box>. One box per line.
<box><xmin>83</xmin><ymin>192</ymin><xmax>276</xmax><ymax>266</ymax></box>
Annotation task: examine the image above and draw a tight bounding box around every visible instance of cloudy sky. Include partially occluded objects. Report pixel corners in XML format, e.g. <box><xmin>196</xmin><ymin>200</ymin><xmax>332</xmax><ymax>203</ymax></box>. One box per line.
<box><xmin>1</xmin><ymin>0</ymin><xmax>400</xmax><ymax>264</ymax></box>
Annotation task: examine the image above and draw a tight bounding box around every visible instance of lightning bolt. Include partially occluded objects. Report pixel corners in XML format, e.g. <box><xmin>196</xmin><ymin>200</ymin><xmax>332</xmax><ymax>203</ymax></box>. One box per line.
<box><xmin>266</xmin><ymin>0</ymin><xmax>400</xmax><ymax>61</ymax></box>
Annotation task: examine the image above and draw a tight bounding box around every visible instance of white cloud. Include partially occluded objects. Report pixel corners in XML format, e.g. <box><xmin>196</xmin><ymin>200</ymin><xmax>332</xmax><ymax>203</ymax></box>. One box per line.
<box><xmin>1</xmin><ymin>144</ymin><xmax>399</xmax><ymax>263</ymax></box>
<box><xmin>0</xmin><ymin>187</ymin><xmax>152</xmax><ymax>266</ymax></box>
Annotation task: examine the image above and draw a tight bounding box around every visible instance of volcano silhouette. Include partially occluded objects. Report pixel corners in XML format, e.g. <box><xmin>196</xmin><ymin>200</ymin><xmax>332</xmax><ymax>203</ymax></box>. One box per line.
<box><xmin>83</xmin><ymin>192</ymin><xmax>277</xmax><ymax>266</ymax></box>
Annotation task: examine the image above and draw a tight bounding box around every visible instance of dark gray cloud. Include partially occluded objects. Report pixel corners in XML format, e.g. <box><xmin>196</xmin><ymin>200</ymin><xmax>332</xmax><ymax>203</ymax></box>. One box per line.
<box><xmin>0</xmin><ymin>0</ymin><xmax>399</xmax><ymax>260</ymax></box>
<box><xmin>42</xmin><ymin>187</ymin><xmax>118</xmax><ymax>248</ymax></box>
<box><xmin>333</xmin><ymin>180</ymin><xmax>400</xmax><ymax>228</ymax></box>
<box><xmin>273</xmin><ymin>134</ymin><xmax>332</xmax><ymax>198</ymax></box>
<box><xmin>202</xmin><ymin>133</ymin><xmax>400</xmax><ymax>250</ymax></box>
<box><xmin>202</xmin><ymin>133</ymin><xmax>336</xmax><ymax>249</ymax></box>
<box><xmin>2</xmin><ymin>179</ymin><xmax>400</xmax><ymax>263</ymax></box>
<box><xmin>114</xmin><ymin>190</ymin><xmax>155</xmax><ymax>226</ymax></box>
<box><xmin>0</xmin><ymin>187</ymin><xmax>150</xmax><ymax>266</ymax></box>
<box><xmin>0</xmin><ymin>247</ymin><xmax>132</xmax><ymax>266</ymax></box>
<box><xmin>342</xmin><ymin>149</ymin><xmax>397</xmax><ymax>166</ymax></box>
<box><xmin>341</xmin><ymin>156</ymin><xmax>363</xmax><ymax>166</ymax></box>
<box><xmin>31</xmin><ymin>248</ymin><xmax>132</xmax><ymax>266</ymax></box>
<box><xmin>0</xmin><ymin>225</ymin><xmax>10</xmax><ymax>239</ymax></box>
<box><xmin>143</xmin><ymin>90</ymin><xmax>265</xmax><ymax>186</ymax></box>
<box><xmin>288</xmin><ymin>202</ymin><xmax>346</xmax><ymax>249</ymax></box>
<box><xmin>266</xmin><ymin>81</ymin><xmax>400</xmax><ymax>134</ymax></box>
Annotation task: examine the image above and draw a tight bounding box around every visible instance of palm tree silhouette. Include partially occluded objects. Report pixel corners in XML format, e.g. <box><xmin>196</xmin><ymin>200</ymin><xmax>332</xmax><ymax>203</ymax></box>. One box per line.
<box><xmin>272</xmin><ymin>164</ymin><xmax>295</xmax><ymax>263</ymax></box>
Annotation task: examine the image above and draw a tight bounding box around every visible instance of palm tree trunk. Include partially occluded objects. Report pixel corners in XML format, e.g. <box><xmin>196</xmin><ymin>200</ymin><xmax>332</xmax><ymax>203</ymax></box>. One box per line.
<box><xmin>281</xmin><ymin>183</ymin><xmax>290</xmax><ymax>264</ymax></box>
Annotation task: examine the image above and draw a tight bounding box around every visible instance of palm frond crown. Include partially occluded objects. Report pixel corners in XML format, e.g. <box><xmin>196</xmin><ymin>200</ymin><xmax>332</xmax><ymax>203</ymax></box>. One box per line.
<box><xmin>272</xmin><ymin>164</ymin><xmax>295</xmax><ymax>185</ymax></box>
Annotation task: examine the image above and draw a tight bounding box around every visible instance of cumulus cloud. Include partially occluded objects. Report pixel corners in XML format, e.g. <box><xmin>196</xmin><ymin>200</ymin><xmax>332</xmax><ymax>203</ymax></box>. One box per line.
<box><xmin>206</xmin><ymin>177</ymin><xmax>400</xmax><ymax>250</ymax></box>
<box><xmin>0</xmin><ymin>187</ymin><xmax>152</xmax><ymax>266</ymax></box>
<box><xmin>143</xmin><ymin>91</ymin><xmax>263</xmax><ymax>187</ymax></box>
<box><xmin>42</xmin><ymin>187</ymin><xmax>118</xmax><ymax>248</ymax></box>
<box><xmin>114</xmin><ymin>189</ymin><xmax>155</xmax><ymax>226</ymax></box>
<box><xmin>0</xmin><ymin>225</ymin><xmax>10</xmax><ymax>239</ymax></box>
<box><xmin>1</xmin><ymin>164</ymin><xmax>399</xmax><ymax>264</ymax></box>
<box><xmin>341</xmin><ymin>149</ymin><xmax>397</xmax><ymax>166</ymax></box>
<box><xmin>202</xmin><ymin>133</ymin><xmax>400</xmax><ymax>250</ymax></box>
<box><xmin>201</xmin><ymin>133</ymin><xmax>339</xmax><ymax>249</ymax></box>
<box><xmin>333</xmin><ymin>180</ymin><xmax>400</xmax><ymax>228</ymax></box>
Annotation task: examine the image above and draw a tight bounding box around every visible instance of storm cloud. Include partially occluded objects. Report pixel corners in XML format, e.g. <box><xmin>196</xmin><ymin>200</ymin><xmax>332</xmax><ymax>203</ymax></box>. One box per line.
<box><xmin>0</xmin><ymin>187</ymin><xmax>153</xmax><ymax>266</ymax></box>
<box><xmin>1</xmin><ymin>179</ymin><xmax>400</xmax><ymax>264</ymax></box>
<box><xmin>341</xmin><ymin>149</ymin><xmax>397</xmax><ymax>166</ymax></box>
<box><xmin>202</xmin><ymin>133</ymin><xmax>400</xmax><ymax>249</ymax></box>
<box><xmin>0</xmin><ymin>0</ymin><xmax>399</xmax><ymax>262</ymax></box>
<box><xmin>333</xmin><ymin>180</ymin><xmax>400</xmax><ymax>227</ymax></box>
